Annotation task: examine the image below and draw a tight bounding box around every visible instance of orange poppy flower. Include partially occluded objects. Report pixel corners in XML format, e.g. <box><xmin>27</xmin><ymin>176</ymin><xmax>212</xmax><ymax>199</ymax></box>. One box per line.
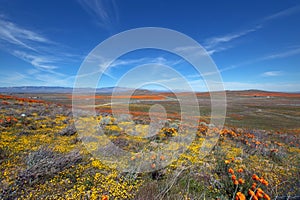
<box><xmin>231</xmin><ymin>175</ymin><xmax>236</xmax><ymax>181</ymax></box>
<box><xmin>262</xmin><ymin>179</ymin><xmax>268</xmax><ymax>186</ymax></box>
<box><xmin>270</xmin><ymin>148</ymin><xmax>278</xmax><ymax>153</ymax></box>
<box><xmin>263</xmin><ymin>193</ymin><xmax>271</xmax><ymax>200</ymax></box>
<box><xmin>233</xmin><ymin>180</ymin><xmax>239</xmax><ymax>185</ymax></box>
<box><xmin>238</xmin><ymin>168</ymin><xmax>243</xmax><ymax>173</ymax></box>
<box><xmin>101</xmin><ymin>195</ymin><xmax>109</xmax><ymax>200</ymax></box>
<box><xmin>248</xmin><ymin>189</ymin><xmax>255</xmax><ymax>197</ymax></box>
<box><xmin>225</xmin><ymin>160</ymin><xmax>230</xmax><ymax>164</ymax></box>
<box><xmin>256</xmin><ymin>188</ymin><xmax>264</xmax><ymax>193</ymax></box>
<box><xmin>238</xmin><ymin>178</ymin><xmax>245</xmax><ymax>184</ymax></box>
<box><xmin>235</xmin><ymin>192</ymin><xmax>246</xmax><ymax>200</ymax></box>
<box><xmin>256</xmin><ymin>189</ymin><xmax>264</xmax><ymax>198</ymax></box>
<box><xmin>252</xmin><ymin>195</ymin><xmax>258</xmax><ymax>200</ymax></box>
<box><xmin>228</xmin><ymin>168</ymin><xmax>234</xmax><ymax>174</ymax></box>
<box><xmin>252</xmin><ymin>174</ymin><xmax>259</xmax><ymax>181</ymax></box>
<box><xmin>256</xmin><ymin>192</ymin><xmax>263</xmax><ymax>198</ymax></box>
<box><xmin>259</xmin><ymin>177</ymin><xmax>264</xmax><ymax>183</ymax></box>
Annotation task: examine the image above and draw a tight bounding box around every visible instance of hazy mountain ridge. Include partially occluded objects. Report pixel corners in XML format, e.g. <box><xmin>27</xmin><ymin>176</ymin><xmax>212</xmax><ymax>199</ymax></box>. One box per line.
<box><xmin>0</xmin><ymin>86</ymin><xmax>137</xmax><ymax>94</ymax></box>
<box><xmin>0</xmin><ymin>86</ymin><xmax>299</xmax><ymax>95</ymax></box>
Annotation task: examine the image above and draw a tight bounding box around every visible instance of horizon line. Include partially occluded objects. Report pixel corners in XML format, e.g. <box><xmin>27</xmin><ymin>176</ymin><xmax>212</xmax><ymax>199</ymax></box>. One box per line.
<box><xmin>0</xmin><ymin>85</ymin><xmax>299</xmax><ymax>93</ymax></box>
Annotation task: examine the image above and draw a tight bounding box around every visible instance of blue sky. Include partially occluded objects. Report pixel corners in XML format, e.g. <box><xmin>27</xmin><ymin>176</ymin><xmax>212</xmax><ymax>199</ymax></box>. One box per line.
<box><xmin>0</xmin><ymin>0</ymin><xmax>300</xmax><ymax>91</ymax></box>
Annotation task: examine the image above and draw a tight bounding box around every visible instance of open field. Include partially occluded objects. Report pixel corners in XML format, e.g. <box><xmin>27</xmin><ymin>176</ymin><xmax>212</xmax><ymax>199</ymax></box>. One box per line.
<box><xmin>14</xmin><ymin>90</ymin><xmax>300</xmax><ymax>130</ymax></box>
<box><xmin>0</xmin><ymin>91</ymin><xmax>300</xmax><ymax>199</ymax></box>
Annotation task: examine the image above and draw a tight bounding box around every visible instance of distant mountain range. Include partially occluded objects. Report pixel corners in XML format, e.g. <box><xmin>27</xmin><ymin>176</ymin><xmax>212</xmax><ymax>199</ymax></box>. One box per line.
<box><xmin>0</xmin><ymin>86</ymin><xmax>299</xmax><ymax>95</ymax></box>
<box><xmin>0</xmin><ymin>86</ymin><xmax>139</xmax><ymax>94</ymax></box>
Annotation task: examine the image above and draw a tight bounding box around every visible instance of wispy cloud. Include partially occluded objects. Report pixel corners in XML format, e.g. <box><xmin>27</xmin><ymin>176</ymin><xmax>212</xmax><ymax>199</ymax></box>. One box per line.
<box><xmin>109</xmin><ymin>58</ymin><xmax>147</xmax><ymax>68</ymax></box>
<box><xmin>219</xmin><ymin>46</ymin><xmax>300</xmax><ymax>76</ymax></box>
<box><xmin>261</xmin><ymin>47</ymin><xmax>300</xmax><ymax>60</ymax></box>
<box><xmin>0</xmin><ymin>16</ymin><xmax>81</xmax><ymax>87</ymax></box>
<box><xmin>0</xmin><ymin>17</ymin><xmax>51</xmax><ymax>51</ymax></box>
<box><xmin>203</xmin><ymin>5</ymin><xmax>300</xmax><ymax>55</ymax></box>
<box><xmin>0</xmin><ymin>17</ymin><xmax>58</xmax><ymax>69</ymax></box>
<box><xmin>204</xmin><ymin>26</ymin><xmax>261</xmax><ymax>50</ymax></box>
<box><xmin>0</xmin><ymin>70</ymin><xmax>73</xmax><ymax>87</ymax></box>
<box><xmin>174</xmin><ymin>45</ymin><xmax>218</xmax><ymax>58</ymax></box>
<box><xmin>263</xmin><ymin>5</ymin><xmax>300</xmax><ymax>21</ymax></box>
<box><xmin>13</xmin><ymin>50</ymin><xmax>59</xmax><ymax>71</ymax></box>
<box><xmin>261</xmin><ymin>71</ymin><xmax>283</xmax><ymax>77</ymax></box>
<box><xmin>109</xmin><ymin>56</ymin><xmax>182</xmax><ymax>68</ymax></box>
<box><xmin>78</xmin><ymin>0</ymin><xmax>119</xmax><ymax>31</ymax></box>
<box><xmin>78</xmin><ymin>55</ymin><xmax>183</xmax><ymax>80</ymax></box>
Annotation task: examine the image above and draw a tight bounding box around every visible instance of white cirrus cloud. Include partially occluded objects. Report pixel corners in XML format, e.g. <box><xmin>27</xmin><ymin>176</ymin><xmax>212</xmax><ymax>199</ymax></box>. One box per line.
<box><xmin>261</xmin><ymin>71</ymin><xmax>283</xmax><ymax>77</ymax></box>
<box><xmin>263</xmin><ymin>5</ymin><xmax>300</xmax><ymax>21</ymax></box>
<box><xmin>13</xmin><ymin>50</ymin><xmax>59</xmax><ymax>71</ymax></box>
<box><xmin>0</xmin><ymin>16</ymin><xmax>84</xmax><ymax>87</ymax></box>
<box><xmin>261</xmin><ymin>47</ymin><xmax>300</xmax><ymax>60</ymax></box>
<box><xmin>78</xmin><ymin>0</ymin><xmax>119</xmax><ymax>31</ymax></box>
<box><xmin>0</xmin><ymin>17</ymin><xmax>51</xmax><ymax>51</ymax></box>
<box><xmin>204</xmin><ymin>26</ymin><xmax>261</xmax><ymax>49</ymax></box>
<box><xmin>202</xmin><ymin>5</ymin><xmax>300</xmax><ymax>55</ymax></box>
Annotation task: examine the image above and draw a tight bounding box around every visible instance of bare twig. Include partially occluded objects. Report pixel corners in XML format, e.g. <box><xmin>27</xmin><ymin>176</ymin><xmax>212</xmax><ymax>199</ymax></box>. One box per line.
<box><xmin>156</xmin><ymin>165</ymin><xmax>191</xmax><ymax>200</ymax></box>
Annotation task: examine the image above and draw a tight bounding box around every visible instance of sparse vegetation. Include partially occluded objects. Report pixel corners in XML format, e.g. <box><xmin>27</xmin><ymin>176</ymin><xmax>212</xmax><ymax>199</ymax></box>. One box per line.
<box><xmin>0</xmin><ymin>93</ymin><xmax>299</xmax><ymax>199</ymax></box>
